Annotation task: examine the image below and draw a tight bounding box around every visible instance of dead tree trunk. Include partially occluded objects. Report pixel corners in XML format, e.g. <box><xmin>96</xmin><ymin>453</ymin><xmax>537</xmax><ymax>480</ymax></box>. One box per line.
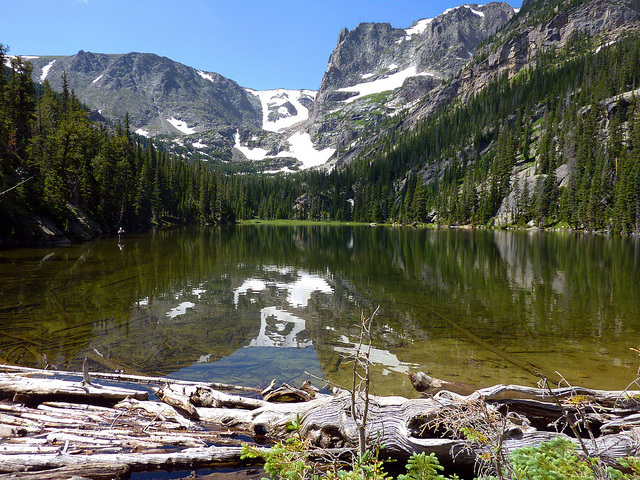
<box><xmin>1</xmin><ymin>366</ymin><xmax>640</xmax><ymax>478</ymax></box>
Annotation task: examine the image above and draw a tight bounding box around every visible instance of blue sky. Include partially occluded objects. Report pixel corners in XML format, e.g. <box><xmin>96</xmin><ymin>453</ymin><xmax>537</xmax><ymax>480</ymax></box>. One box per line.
<box><xmin>5</xmin><ymin>0</ymin><xmax>522</xmax><ymax>91</ymax></box>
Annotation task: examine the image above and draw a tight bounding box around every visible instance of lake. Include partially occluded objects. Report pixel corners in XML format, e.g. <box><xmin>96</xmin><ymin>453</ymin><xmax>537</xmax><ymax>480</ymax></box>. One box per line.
<box><xmin>1</xmin><ymin>225</ymin><xmax>639</xmax><ymax>398</ymax></box>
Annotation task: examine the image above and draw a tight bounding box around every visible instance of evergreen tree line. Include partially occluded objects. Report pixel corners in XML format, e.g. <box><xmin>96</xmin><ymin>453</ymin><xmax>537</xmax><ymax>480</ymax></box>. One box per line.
<box><xmin>276</xmin><ymin>32</ymin><xmax>640</xmax><ymax>233</ymax></box>
<box><xmin>3</xmin><ymin>30</ymin><xmax>640</xmax><ymax>241</ymax></box>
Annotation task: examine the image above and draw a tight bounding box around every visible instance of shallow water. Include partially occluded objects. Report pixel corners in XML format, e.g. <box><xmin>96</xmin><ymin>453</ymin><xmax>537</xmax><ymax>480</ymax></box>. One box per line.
<box><xmin>1</xmin><ymin>225</ymin><xmax>639</xmax><ymax>397</ymax></box>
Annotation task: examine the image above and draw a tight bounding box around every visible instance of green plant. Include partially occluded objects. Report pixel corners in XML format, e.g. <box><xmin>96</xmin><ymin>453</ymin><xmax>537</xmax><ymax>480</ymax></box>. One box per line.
<box><xmin>618</xmin><ymin>457</ymin><xmax>640</xmax><ymax>477</ymax></box>
<box><xmin>328</xmin><ymin>450</ymin><xmax>390</xmax><ymax>480</ymax></box>
<box><xmin>241</xmin><ymin>437</ymin><xmax>313</xmax><ymax>480</ymax></box>
<box><xmin>241</xmin><ymin>414</ymin><xmax>315</xmax><ymax>480</ymax></box>
<box><xmin>398</xmin><ymin>452</ymin><xmax>460</xmax><ymax>480</ymax></box>
<box><xmin>505</xmin><ymin>438</ymin><xmax>631</xmax><ymax>480</ymax></box>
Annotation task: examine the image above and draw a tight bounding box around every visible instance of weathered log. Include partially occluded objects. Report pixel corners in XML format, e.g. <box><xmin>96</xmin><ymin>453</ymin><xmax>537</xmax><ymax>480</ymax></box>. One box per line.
<box><xmin>0</xmin><ymin>446</ymin><xmax>259</xmax><ymax>475</ymax></box>
<box><xmin>298</xmin><ymin>391</ymin><xmax>640</xmax><ymax>469</ymax></box>
<box><xmin>407</xmin><ymin>371</ymin><xmax>478</xmax><ymax>396</ymax></box>
<box><xmin>157</xmin><ymin>383</ymin><xmax>268</xmax><ymax>410</ymax></box>
<box><xmin>262</xmin><ymin>382</ymin><xmax>316</xmax><ymax>402</ymax></box>
<box><xmin>3</xmin><ymin>364</ymin><xmax>640</xmax><ymax>478</ymax></box>
<box><xmin>0</xmin><ymin>463</ymin><xmax>131</xmax><ymax>480</ymax></box>
<box><xmin>0</xmin><ymin>364</ymin><xmax>260</xmax><ymax>393</ymax></box>
<box><xmin>154</xmin><ymin>385</ymin><xmax>199</xmax><ymax>419</ymax></box>
<box><xmin>0</xmin><ymin>372</ymin><xmax>147</xmax><ymax>405</ymax></box>
<box><xmin>409</xmin><ymin>372</ymin><xmax>640</xmax><ymax>408</ymax></box>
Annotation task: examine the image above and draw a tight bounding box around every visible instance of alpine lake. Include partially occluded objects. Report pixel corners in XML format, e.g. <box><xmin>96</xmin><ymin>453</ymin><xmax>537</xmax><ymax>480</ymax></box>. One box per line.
<box><xmin>1</xmin><ymin>224</ymin><xmax>640</xmax><ymax>398</ymax></box>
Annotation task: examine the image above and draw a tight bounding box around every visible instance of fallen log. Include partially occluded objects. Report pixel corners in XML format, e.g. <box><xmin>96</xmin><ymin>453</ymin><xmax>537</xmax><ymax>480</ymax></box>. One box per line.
<box><xmin>2</xmin><ymin>364</ymin><xmax>640</xmax><ymax>479</ymax></box>
<box><xmin>0</xmin><ymin>364</ymin><xmax>260</xmax><ymax>393</ymax></box>
<box><xmin>408</xmin><ymin>371</ymin><xmax>640</xmax><ymax>408</ymax></box>
<box><xmin>0</xmin><ymin>446</ymin><xmax>259</xmax><ymax>475</ymax></box>
<box><xmin>0</xmin><ymin>372</ymin><xmax>147</xmax><ymax>406</ymax></box>
<box><xmin>0</xmin><ymin>463</ymin><xmax>132</xmax><ymax>480</ymax></box>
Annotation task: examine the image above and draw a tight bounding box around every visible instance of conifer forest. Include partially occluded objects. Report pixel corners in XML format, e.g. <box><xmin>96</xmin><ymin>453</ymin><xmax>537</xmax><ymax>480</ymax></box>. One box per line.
<box><xmin>2</xmin><ymin>30</ymin><xmax>640</xmax><ymax>247</ymax></box>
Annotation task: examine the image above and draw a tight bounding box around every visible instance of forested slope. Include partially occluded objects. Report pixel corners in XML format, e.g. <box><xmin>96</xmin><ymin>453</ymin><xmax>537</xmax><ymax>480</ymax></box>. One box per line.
<box><xmin>2</xmin><ymin>0</ymin><xmax>640</xmax><ymax>247</ymax></box>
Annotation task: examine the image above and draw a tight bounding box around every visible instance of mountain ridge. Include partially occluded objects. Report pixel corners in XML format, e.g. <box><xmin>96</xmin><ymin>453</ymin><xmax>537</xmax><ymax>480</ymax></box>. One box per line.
<box><xmin>18</xmin><ymin>2</ymin><xmax>518</xmax><ymax>171</ymax></box>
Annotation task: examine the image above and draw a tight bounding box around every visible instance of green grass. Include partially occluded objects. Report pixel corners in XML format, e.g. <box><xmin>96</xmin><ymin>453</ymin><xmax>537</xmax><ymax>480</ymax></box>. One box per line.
<box><xmin>239</xmin><ymin>219</ymin><xmax>374</xmax><ymax>227</ymax></box>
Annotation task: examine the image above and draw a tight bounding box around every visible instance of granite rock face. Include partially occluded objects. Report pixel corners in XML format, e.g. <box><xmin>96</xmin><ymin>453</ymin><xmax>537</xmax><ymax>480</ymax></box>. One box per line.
<box><xmin>28</xmin><ymin>51</ymin><xmax>262</xmax><ymax>145</ymax></box>
<box><xmin>308</xmin><ymin>3</ymin><xmax>516</xmax><ymax>167</ymax></box>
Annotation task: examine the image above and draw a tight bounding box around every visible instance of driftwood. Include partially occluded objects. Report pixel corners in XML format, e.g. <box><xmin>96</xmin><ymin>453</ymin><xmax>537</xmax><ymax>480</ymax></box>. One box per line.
<box><xmin>408</xmin><ymin>371</ymin><xmax>640</xmax><ymax>407</ymax></box>
<box><xmin>1</xmin><ymin>366</ymin><xmax>640</xmax><ymax>479</ymax></box>
<box><xmin>0</xmin><ymin>372</ymin><xmax>147</xmax><ymax>406</ymax></box>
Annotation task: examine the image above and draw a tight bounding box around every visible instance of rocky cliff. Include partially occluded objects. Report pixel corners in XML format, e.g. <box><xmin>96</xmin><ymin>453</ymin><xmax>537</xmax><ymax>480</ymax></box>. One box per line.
<box><xmin>306</xmin><ymin>3</ymin><xmax>517</xmax><ymax>167</ymax></box>
<box><xmin>411</xmin><ymin>0</ymin><xmax>640</xmax><ymax>121</ymax></box>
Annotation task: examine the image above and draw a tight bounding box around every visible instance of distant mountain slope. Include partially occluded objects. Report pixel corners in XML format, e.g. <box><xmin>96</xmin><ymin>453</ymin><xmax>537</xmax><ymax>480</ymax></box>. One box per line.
<box><xmin>408</xmin><ymin>0</ymin><xmax>640</xmax><ymax>121</ymax></box>
<box><xmin>27</xmin><ymin>51</ymin><xmax>262</xmax><ymax>136</ymax></box>
<box><xmin>18</xmin><ymin>2</ymin><xmax>519</xmax><ymax>172</ymax></box>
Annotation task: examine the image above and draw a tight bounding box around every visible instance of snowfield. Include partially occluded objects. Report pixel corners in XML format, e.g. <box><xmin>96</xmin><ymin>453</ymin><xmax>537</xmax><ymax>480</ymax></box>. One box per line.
<box><xmin>167</xmin><ymin>117</ymin><xmax>197</xmax><ymax>135</ymax></box>
<box><xmin>246</xmin><ymin>89</ymin><xmax>316</xmax><ymax>132</ymax></box>
<box><xmin>197</xmin><ymin>70</ymin><xmax>216</xmax><ymax>82</ymax></box>
<box><xmin>234</xmin><ymin>130</ymin><xmax>335</xmax><ymax>170</ymax></box>
<box><xmin>234</xmin><ymin>88</ymin><xmax>334</xmax><ymax>169</ymax></box>
<box><xmin>234</xmin><ymin>131</ymin><xmax>272</xmax><ymax>161</ymax></box>
<box><xmin>399</xmin><ymin>18</ymin><xmax>433</xmax><ymax>43</ymax></box>
<box><xmin>40</xmin><ymin>60</ymin><xmax>56</xmax><ymax>83</ymax></box>
<box><xmin>337</xmin><ymin>66</ymin><xmax>433</xmax><ymax>103</ymax></box>
<box><xmin>135</xmin><ymin>128</ymin><xmax>151</xmax><ymax>138</ymax></box>
<box><xmin>287</xmin><ymin>132</ymin><xmax>335</xmax><ymax>169</ymax></box>
<box><xmin>192</xmin><ymin>140</ymin><xmax>208</xmax><ymax>149</ymax></box>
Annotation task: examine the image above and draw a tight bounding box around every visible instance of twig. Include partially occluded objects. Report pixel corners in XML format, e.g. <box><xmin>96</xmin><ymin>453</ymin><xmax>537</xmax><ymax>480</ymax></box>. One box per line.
<box><xmin>0</xmin><ymin>174</ymin><xmax>37</xmax><ymax>196</ymax></box>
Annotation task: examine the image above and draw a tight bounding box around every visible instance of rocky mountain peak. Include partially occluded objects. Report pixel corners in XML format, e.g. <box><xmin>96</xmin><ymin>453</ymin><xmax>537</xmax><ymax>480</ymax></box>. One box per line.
<box><xmin>307</xmin><ymin>2</ymin><xmax>516</xmax><ymax>166</ymax></box>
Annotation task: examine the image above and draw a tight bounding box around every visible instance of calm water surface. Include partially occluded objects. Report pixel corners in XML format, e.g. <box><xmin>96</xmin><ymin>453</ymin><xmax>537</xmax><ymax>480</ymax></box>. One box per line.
<box><xmin>1</xmin><ymin>225</ymin><xmax>639</xmax><ymax>397</ymax></box>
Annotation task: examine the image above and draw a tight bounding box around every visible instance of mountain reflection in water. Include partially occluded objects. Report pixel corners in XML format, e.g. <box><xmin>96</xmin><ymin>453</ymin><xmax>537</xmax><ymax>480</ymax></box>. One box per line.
<box><xmin>1</xmin><ymin>225</ymin><xmax>640</xmax><ymax>398</ymax></box>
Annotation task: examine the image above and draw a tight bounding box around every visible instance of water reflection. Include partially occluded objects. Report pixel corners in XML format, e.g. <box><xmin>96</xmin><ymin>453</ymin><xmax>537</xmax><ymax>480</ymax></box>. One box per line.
<box><xmin>251</xmin><ymin>308</ymin><xmax>312</xmax><ymax>348</ymax></box>
<box><xmin>1</xmin><ymin>226</ymin><xmax>639</xmax><ymax>397</ymax></box>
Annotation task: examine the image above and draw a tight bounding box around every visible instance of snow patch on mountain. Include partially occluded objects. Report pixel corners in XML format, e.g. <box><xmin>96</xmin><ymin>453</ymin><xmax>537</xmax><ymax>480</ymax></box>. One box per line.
<box><xmin>247</xmin><ymin>89</ymin><xmax>316</xmax><ymax>132</ymax></box>
<box><xmin>4</xmin><ymin>55</ymin><xmax>39</xmax><ymax>68</ymax></box>
<box><xmin>442</xmin><ymin>5</ymin><xmax>486</xmax><ymax>18</ymax></box>
<box><xmin>167</xmin><ymin>117</ymin><xmax>196</xmax><ymax>135</ymax></box>
<box><xmin>464</xmin><ymin>5</ymin><xmax>485</xmax><ymax>17</ymax></box>
<box><xmin>40</xmin><ymin>60</ymin><xmax>56</xmax><ymax>83</ymax></box>
<box><xmin>288</xmin><ymin>132</ymin><xmax>336</xmax><ymax>168</ymax></box>
<box><xmin>234</xmin><ymin>132</ymin><xmax>271</xmax><ymax>161</ymax></box>
<box><xmin>197</xmin><ymin>70</ymin><xmax>215</xmax><ymax>82</ymax></box>
<box><xmin>136</xmin><ymin>128</ymin><xmax>151</xmax><ymax>138</ymax></box>
<box><xmin>338</xmin><ymin>66</ymin><xmax>433</xmax><ymax>103</ymax></box>
<box><xmin>92</xmin><ymin>74</ymin><xmax>103</xmax><ymax>84</ymax></box>
<box><xmin>234</xmin><ymin>130</ymin><xmax>335</xmax><ymax>169</ymax></box>
<box><xmin>399</xmin><ymin>18</ymin><xmax>433</xmax><ymax>42</ymax></box>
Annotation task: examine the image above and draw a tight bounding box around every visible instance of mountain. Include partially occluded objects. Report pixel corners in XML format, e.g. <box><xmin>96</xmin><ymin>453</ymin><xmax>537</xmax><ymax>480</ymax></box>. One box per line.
<box><xmin>20</xmin><ymin>2</ymin><xmax>517</xmax><ymax>172</ymax></box>
<box><xmin>409</xmin><ymin>0</ymin><xmax>640</xmax><ymax>120</ymax></box>
<box><xmin>24</xmin><ymin>52</ymin><xmax>334</xmax><ymax>169</ymax></box>
<box><xmin>26</xmin><ymin>51</ymin><xmax>264</xmax><ymax>161</ymax></box>
<box><xmin>307</xmin><ymin>3</ymin><xmax>517</xmax><ymax>166</ymax></box>
<box><xmin>5</xmin><ymin>0</ymin><xmax>640</xmax><ymax>247</ymax></box>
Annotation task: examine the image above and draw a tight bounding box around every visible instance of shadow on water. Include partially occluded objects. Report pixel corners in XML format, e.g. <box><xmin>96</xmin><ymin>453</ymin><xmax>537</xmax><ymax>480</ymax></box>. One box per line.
<box><xmin>1</xmin><ymin>225</ymin><xmax>639</xmax><ymax>397</ymax></box>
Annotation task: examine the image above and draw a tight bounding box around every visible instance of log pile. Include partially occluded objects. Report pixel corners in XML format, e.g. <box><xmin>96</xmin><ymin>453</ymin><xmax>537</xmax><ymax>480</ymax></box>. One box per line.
<box><xmin>1</xmin><ymin>365</ymin><xmax>640</xmax><ymax>479</ymax></box>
